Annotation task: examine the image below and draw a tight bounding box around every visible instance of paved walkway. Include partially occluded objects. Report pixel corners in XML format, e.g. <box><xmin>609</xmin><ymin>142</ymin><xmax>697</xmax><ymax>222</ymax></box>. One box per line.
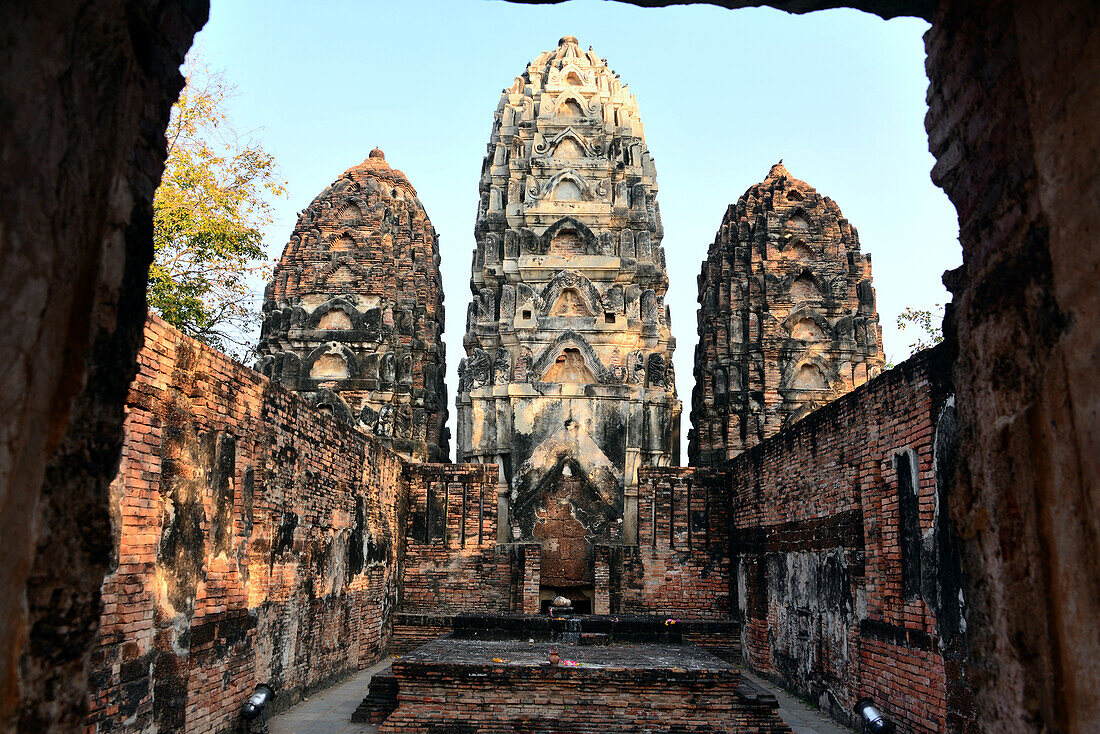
<box><xmin>269</xmin><ymin>656</ymin><xmax>854</xmax><ymax>734</ymax></box>
<box><xmin>268</xmin><ymin>657</ymin><xmax>392</xmax><ymax>734</ymax></box>
<box><xmin>737</xmin><ymin>667</ymin><xmax>854</xmax><ymax>734</ymax></box>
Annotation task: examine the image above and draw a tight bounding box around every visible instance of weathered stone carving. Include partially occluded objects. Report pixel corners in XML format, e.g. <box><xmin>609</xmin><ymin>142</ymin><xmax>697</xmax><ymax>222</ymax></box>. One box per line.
<box><xmin>688</xmin><ymin>162</ymin><xmax>884</xmax><ymax>464</ymax></box>
<box><xmin>456</xmin><ymin>37</ymin><xmax>681</xmax><ymax>580</ymax></box>
<box><xmin>256</xmin><ymin>148</ymin><xmax>449</xmax><ymax>461</ymax></box>
<box><xmin>494</xmin><ymin>348</ymin><xmax>511</xmax><ymax>385</ymax></box>
<box><xmin>467</xmin><ymin>348</ymin><xmax>492</xmax><ymax>389</ymax></box>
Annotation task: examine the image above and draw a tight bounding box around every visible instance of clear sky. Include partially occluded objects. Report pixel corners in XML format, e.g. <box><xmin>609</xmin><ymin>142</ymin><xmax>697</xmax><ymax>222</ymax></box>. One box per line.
<box><xmin>194</xmin><ymin>0</ymin><xmax>959</xmax><ymax>461</ymax></box>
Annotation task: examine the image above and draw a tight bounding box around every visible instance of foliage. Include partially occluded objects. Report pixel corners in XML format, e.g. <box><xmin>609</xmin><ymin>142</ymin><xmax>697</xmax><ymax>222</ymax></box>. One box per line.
<box><xmin>897</xmin><ymin>304</ymin><xmax>944</xmax><ymax>354</ymax></box>
<box><xmin>149</xmin><ymin>55</ymin><xmax>285</xmax><ymax>358</ymax></box>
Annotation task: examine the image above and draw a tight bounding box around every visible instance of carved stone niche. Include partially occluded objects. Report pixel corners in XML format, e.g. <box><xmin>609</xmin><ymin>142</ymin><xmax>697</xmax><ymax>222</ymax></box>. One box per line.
<box><xmin>628</xmin><ymin>350</ymin><xmax>646</xmax><ymax>385</ymax></box>
<box><xmin>397</xmin><ymin>353</ymin><xmax>413</xmax><ymax>390</ymax></box>
<box><xmin>641</xmin><ymin>289</ymin><xmax>658</xmax><ymax>323</ymax></box>
<box><xmin>647</xmin><ymin>353</ymin><xmax>666</xmax><ymax>388</ymax></box>
<box><xmin>395</xmin><ymin>406</ymin><xmax>411</xmax><ymax>438</ymax></box>
<box><xmin>636</xmin><ymin>231</ymin><xmax>651</xmax><ymax>262</ymax></box>
<box><xmin>599</xmin><ymin>232</ymin><xmax>616</xmax><ymax>256</ymax></box>
<box><xmin>603</xmin><ymin>285</ymin><xmax>625</xmax><ymax>314</ymax></box>
<box><xmin>361</xmin><ymin>404</ymin><xmax>379</xmax><ymax>433</ymax></box>
<box><xmin>620</xmin><ymin>230</ymin><xmax>635</xmax><ymax>259</ymax></box>
<box><xmin>413</xmin><ymin>408</ymin><xmax>427</xmax><ymax>442</ymax></box>
<box><xmin>624</xmin><ymin>286</ymin><xmax>642</xmax><ymax>319</ymax></box>
<box><xmin>466</xmin><ymin>348</ymin><xmax>492</xmax><ymax>390</ymax></box>
<box><xmin>380</xmin><ymin>352</ymin><xmax>396</xmax><ymax>388</ymax></box>
<box><xmin>364</xmin><ymin>308</ymin><xmax>382</xmax><ymax>342</ymax></box>
<box><xmin>520</xmin><ymin>229</ymin><xmax>537</xmax><ymax>255</ymax></box>
<box><xmin>500</xmin><ymin>285</ymin><xmax>517</xmax><ymax>320</ymax></box>
<box><xmin>494</xmin><ymin>348</ymin><xmax>511</xmax><ymax>385</ymax></box>
<box><xmin>394</xmin><ymin>307</ymin><xmax>413</xmax><ymax>336</ymax></box>
<box><xmin>376</xmin><ymin>403</ymin><xmax>394</xmax><ymax>438</ymax></box>
<box><xmin>479</xmin><ymin>288</ymin><xmax>496</xmax><ymax>323</ymax></box>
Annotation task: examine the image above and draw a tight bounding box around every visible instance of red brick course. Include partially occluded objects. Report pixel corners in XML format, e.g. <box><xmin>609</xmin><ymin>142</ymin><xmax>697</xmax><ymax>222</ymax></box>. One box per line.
<box><xmin>729</xmin><ymin>345</ymin><xmax>973</xmax><ymax>732</ymax></box>
<box><xmin>87</xmin><ymin>315</ymin><xmax>406</xmax><ymax>732</ymax></box>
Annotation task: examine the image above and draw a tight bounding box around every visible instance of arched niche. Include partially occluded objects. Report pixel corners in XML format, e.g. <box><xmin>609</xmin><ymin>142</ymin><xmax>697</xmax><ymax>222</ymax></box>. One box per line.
<box><xmin>336</xmin><ymin>201</ymin><xmax>361</xmax><ymax>222</ymax></box>
<box><xmin>530</xmin><ymin>331</ymin><xmax>611</xmax><ymax>385</ymax></box>
<box><xmin>785</xmin><ymin>209</ymin><xmax>813</xmax><ymax>234</ymax></box>
<box><xmin>793</xmin><ymin>363</ymin><xmax>827</xmax><ymax>390</ymax></box>
<box><xmin>331</xmin><ymin>232</ymin><xmax>355</xmax><ymax>252</ymax></box>
<box><xmin>551</xmin><ymin>287</ymin><xmax>592</xmax><ymax>317</ymax></box>
<box><xmin>540</xmin><ymin>217</ymin><xmax>596</xmax><ymax>255</ymax></box>
<box><xmin>310</xmin><ymin>352</ymin><xmax>348</xmax><ymax>380</ymax></box>
<box><xmin>789</xmin><ymin>271</ymin><xmax>823</xmax><ymax>302</ymax></box>
<box><xmin>554</xmin><ymin>137</ymin><xmax>585</xmax><ymax>158</ymax></box>
<box><xmin>551</xmin><ymin>179</ymin><xmax>583</xmax><ymax>202</ymax></box>
<box><xmin>791</xmin><ymin>242</ymin><xmax>815</xmax><ymax>260</ymax></box>
<box><xmin>543</xmin><ymin>347</ymin><xmax>597</xmax><ymax>383</ymax></box>
<box><xmin>317</xmin><ymin>309</ymin><xmax>352</xmax><ymax>330</ymax></box>
<box><xmin>558</xmin><ymin>98</ymin><xmax>585</xmax><ymax>119</ymax></box>
<box><xmin>790</xmin><ymin>317</ymin><xmax>826</xmax><ymax>341</ymax></box>
<box><xmin>305</xmin><ymin>342</ymin><xmax>359</xmax><ymax>381</ymax></box>
<box><xmin>539</xmin><ymin>270</ymin><xmax>602</xmax><ymax>317</ymax></box>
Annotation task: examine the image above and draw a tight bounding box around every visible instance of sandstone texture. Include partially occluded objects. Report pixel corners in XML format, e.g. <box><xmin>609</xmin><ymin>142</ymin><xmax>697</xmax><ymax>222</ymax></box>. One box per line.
<box><xmin>690</xmin><ymin>162</ymin><xmax>884</xmax><ymax>463</ymax></box>
<box><xmin>258</xmin><ymin>149</ymin><xmax>449</xmax><ymax>462</ymax></box>
<box><xmin>456</xmin><ymin>36</ymin><xmax>681</xmax><ymax>606</ymax></box>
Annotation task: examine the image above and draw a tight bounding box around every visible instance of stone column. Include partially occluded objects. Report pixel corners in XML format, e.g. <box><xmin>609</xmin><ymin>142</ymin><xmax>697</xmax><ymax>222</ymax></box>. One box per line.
<box><xmin>497</xmin><ymin>481</ymin><xmax>511</xmax><ymax>544</ymax></box>
<box><xmin>623</xmin><ymin>484</ymin><xmax>639</xmax><ymax>545</ymax></box>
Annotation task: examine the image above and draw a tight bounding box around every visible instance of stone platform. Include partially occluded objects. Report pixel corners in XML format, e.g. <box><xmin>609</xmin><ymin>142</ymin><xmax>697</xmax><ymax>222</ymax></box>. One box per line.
<box><xmin>372</xmin><ymin>614</ymin><xmax>790</xmax><ymax>733</ymax></box>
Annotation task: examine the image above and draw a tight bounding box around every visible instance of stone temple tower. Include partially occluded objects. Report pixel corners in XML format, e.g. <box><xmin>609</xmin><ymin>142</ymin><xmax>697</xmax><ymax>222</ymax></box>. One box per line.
<box><xmin>257</xmin><ymin>149</ymin><xmax>449</xmax><ymax>462</ymax></box>
<box><xmin>456</xmin><ymin>36</ymin><xmax>681</xmax><ymax>605</ymax></box>
<box><xmin>689</xmin><ymin>163</ymin><xmax>884</xmax><ymax>465</ymax></box>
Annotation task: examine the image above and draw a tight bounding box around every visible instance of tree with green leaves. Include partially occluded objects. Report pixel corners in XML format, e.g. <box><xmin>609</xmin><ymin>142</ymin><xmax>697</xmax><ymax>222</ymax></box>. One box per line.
<box><xmin>897</xmin><ymin>304</ymin><xmax>944</xmax><ymax>354</ymax></box>
<box><xmin>149</xmin><ymin>55</ymin><xmax>285</xmax><ymax>358</ymax></box>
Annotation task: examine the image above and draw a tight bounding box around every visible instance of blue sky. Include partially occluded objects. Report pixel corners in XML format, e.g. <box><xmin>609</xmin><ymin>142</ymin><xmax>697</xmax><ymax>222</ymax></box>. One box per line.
<box><xmin>195</xmin><ymin>0</ymin><xmax>958</xmax><ymax>459</ymax></box>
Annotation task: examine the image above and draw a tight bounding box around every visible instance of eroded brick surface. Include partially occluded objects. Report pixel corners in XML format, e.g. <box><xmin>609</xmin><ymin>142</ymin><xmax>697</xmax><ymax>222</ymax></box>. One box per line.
<box><xmin>690</xmin><ymin>163</ymin><xmax>884</xmax><ymax>464</ymax></box>
<box><xmin>86</xmin><ymin>315</ymin><xmax>406</xmax><ymax>732</ymax></box>
<box><xmin>730</xmin><ymin>346</ymin><xmax>974</xmax><ymax>732</ymax></box>
<box><xmin>257</xmin><ymin>149</ymin><xmax>449</xmax><ymax>462</ymax></box>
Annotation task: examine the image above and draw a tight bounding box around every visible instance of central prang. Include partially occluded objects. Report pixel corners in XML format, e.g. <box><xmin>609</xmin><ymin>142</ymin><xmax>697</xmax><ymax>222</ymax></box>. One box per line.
<box><xmin>456</xmin><ymin>35</ymin><xmax>681</xmax><ymax>613</ymax></box>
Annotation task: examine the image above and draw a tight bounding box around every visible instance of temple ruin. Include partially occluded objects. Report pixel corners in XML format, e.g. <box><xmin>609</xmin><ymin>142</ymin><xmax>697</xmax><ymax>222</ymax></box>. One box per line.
<box><xmin>456</xmin><ymin>36</ymin><xmax>681</xmax><ymax>608</ymax></box>
<box><xmin>4</xmin><ymin>0</ymin><xmax>1099</xmax><ymax>730</ymax></box>
<box><xmin>257</xmin><ymin>149</ymin><xmax>449</xmax><ymax>462</ymax></box>
<box><xmin>690</xmin><ymin>162</ymin><xmax>885</xmax><ymax>463</ymax></box>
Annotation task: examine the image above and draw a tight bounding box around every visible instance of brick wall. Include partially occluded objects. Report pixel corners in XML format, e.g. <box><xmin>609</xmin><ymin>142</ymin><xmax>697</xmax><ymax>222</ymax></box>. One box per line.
<box><xmin>398</xmin><ymin>463</ymin><xmax>536</xmax><ymax>615</ymax></box>
<box><xmin>729</xmin><ymin>345</ymin><xmax>973</xmax><ymax>732</ymax></box>
<box><xmin>608</xmin><ymin>468</ymin><xmax>733</xmax><ymax>619</ymax></box>
<box><xmin>86</xmin><ymin>315</ymin><xmax>407</xmax><ymax>732</ymax></box>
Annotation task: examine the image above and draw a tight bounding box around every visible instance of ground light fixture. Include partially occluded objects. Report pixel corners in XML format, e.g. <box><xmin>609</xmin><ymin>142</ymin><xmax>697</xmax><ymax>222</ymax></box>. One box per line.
<box><xmin>853</xmin><ymin>697</ymin><xmax>895</xmax><ymax>733</ymax></box>
<box><xmin>242</xmin><ymin>683</ymin><xmax>276</xmax><ymax>727</ymax></box>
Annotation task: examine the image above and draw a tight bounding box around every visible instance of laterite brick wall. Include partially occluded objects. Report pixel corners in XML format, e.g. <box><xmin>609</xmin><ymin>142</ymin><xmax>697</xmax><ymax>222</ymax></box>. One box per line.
<box><xmin>398</xmin><ymin>463</ymin><xmax>537</xmax><ymax>615</ymax></box>
<box><xmin>730</xmin><ymin>345</ymin><xmax>973</xmax><ymax>732</ymax></box>
<box><xmin>609</xmin><ymin>468</ymin><xmax>733</xmax><ymax>618</ymax></box>
<box><xmin>86</xmin><ymin>315</ymin><xmax>406</xmax><ymax>732</ymax></box>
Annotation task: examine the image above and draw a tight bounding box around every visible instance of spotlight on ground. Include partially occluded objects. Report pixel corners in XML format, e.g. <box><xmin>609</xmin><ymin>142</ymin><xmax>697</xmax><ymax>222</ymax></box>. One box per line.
<box><xmin>854</xmin><ymin>697</ymin><xmax>895</xmax><ymax>733</ymax></box>
<box><xmin>242</xmin><ymin>683</ymin><xmax>276</xmax><ymax>721</ymax></box>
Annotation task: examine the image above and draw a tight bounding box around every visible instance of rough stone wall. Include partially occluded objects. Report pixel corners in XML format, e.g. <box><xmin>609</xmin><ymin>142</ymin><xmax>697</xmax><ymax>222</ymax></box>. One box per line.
<box><xmin>730</xmin><ymin>346</ymin><xmax>973</xmax><ymax>732</ymax></box>
<box><xmin>258</xmin><ymin>149</ymin><xmax>449</xmax><ymax>462</ymax></box>
<box><xmin>455</xmin><ymin>36</ymin><xmax>681</xmax><ymax>601</ymax></box>
<box><xmin>689</xmin><ymin>163</ymin><xmax>884</xmax><ymax>464</ymax></box>
<box><xmin>925</xmin><ymin>1</ymin><xmax>1100</xmax><ymax>730</ymax></box>
<box><xmin>0</xmin><ymin>1</ymin><xmax>208</xmax><ymax>730</ymax></box>
<box><xmin>86</xmin><ymin>315</ymin><xmax>406</xmax><ymax>732</ymax></box>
